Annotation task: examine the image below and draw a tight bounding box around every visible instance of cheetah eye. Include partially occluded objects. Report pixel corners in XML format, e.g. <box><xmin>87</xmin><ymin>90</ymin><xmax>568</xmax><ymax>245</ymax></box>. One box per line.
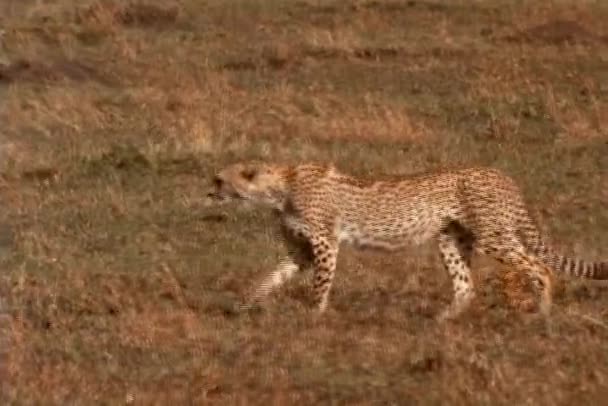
<box><xmin>241</xmin><ymin>169</ymin><xmax>257</xmax><ymax>181</ymax></box>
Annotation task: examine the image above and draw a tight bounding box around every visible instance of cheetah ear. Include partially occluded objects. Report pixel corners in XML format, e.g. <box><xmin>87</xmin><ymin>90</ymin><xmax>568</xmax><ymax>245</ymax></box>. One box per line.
<box><xmin>241</xmin><ymin>168</ymin><xmax>257</xmax><ymax>181</ymax></box>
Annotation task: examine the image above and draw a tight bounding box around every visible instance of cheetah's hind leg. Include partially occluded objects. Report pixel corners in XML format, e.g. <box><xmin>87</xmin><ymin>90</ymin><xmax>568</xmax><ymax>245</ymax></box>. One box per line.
<box><xmin>499</xmin><ymin>265</ymin><xmax>540</xmax><ymax>313</ymax></box>
<box><xmin>479</xmin><ymin>239</ymin><xmax>553</xmax><ymax>318</ymax></box>
<box><xmin>436</xmin><ymin>223</ymin><xmax>476</xmax><ymax>321</ymax></box>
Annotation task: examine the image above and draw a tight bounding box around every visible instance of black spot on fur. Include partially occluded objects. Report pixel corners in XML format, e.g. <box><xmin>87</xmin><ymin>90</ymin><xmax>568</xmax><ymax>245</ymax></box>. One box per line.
<box><xmin>559</xmin><ymin>256</ymin><xmax>568</xmax><ymax>272</ymax></box>
<box><xmin>569</xmin><ymin>260</ymin><xmax>577</xmax><ymax>274</ymax></box>
<box><xmin>241</xmin><ymin>168</ymin><xmax>257</xmax><ymax>181</ymax></box>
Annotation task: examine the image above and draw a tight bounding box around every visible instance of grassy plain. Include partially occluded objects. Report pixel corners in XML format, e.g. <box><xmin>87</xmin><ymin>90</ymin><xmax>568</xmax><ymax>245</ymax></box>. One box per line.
<box><xmin>1</xmin><ymin>0</ymin><xmax>608</xmax><ymax>404</ymax></box>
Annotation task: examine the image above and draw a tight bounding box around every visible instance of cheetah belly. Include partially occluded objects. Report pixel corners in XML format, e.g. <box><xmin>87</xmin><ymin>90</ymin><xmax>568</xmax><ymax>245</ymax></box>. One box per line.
<box><xmin>338</xmin><ymin>227</ymin><xmax>402</xmax><ymax>251</ymax></box>
<box><xmin>338</xmin><ymin>204</ymin><xmax>442</xmax><ymax>250</ymax></box>
<box><xmin>337</xmin><ymin>219</ymin><xmax>437</xmax><ymax>251</ymax></box>
<box><xmin>281</xmin><ymin>205</ymin><xmax>441</xmax><ymax>250</ymax></box>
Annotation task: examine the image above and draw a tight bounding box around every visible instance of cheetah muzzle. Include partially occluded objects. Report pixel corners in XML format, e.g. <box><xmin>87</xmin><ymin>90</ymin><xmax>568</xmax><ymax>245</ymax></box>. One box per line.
<box><xmin>207</xmin><ymin>176</ymin><xmax>244</xmax><ymax>203</ymax></box>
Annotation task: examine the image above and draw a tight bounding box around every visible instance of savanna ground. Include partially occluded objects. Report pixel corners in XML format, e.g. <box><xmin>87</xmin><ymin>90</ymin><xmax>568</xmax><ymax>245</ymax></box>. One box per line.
<box><xmin>1</xmin><ymin>0</ymin><xmax>608</xmax><ymax>404</ymax></box>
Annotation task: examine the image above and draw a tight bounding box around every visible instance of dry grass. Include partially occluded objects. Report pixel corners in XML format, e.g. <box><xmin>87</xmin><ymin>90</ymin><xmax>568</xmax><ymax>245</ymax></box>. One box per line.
<box><xmin>1</xmin><ymin>0</ymin><xmax>608</xmax><ymax>404</ymax></box>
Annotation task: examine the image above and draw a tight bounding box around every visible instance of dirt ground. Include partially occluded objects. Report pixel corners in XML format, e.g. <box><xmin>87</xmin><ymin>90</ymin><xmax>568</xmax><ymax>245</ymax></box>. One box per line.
<box><xmin>1</xmin><ymin>0</ymin><xmax>607</xmax><ymax>404</ymax></box>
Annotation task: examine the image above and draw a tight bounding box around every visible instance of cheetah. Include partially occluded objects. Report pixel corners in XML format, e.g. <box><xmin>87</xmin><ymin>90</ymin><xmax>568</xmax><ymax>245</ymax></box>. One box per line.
<box><xmin>207</xmin><ymin>161</ymin><xmax>608</xmax><ymax>320</ymax></box>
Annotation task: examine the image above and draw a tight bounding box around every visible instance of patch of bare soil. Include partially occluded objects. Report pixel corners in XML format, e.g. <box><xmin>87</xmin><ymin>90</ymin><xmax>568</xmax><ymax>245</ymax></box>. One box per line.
<box><xmin>506</xmin><ymin>20</ymin><xmax>602</xmax><ymax>45</ymax></box>
<box><xmin>295</xmin><ymin>0</ymin><xmax>444</xmax><ymax>15</ymax></box>
<box><xmin>220</xmin><ymin>45</ymin><xmax>470</xmax><ymax>73</ymax></box>
<box><xmin>116</xmin><ymin>3</ymin><xmax>179</xmax><ymax>29</ymax></box>
<box><xmin>76</xmin><ymin>1</ymin><xmax>179</xmax><ymax>30</ymax></box>
<box><xmin>0</xmin><ymin>59</ymin><xmax>110</xmax><ymax>85</ymax></box>
<box><xmin>303</xmin><ymin>45</ymin><xmax>470</xmax><ymax>64</ymax></box>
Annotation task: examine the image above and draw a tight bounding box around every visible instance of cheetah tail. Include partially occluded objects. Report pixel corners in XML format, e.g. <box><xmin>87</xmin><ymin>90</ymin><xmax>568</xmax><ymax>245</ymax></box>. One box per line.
<box><xmin>558</xmin><ymin>256</ymin><xmax>608</xmax><ymax>280</ymax></box>
<box><xmin>518</xmin><ymin>216</ymin><xmax>608</xmax><ymax>279</ymax></box>
<box><xmin>535</xmin><ymin>243</ymin><xmax>608</xmax><ymax>280</ymax></box>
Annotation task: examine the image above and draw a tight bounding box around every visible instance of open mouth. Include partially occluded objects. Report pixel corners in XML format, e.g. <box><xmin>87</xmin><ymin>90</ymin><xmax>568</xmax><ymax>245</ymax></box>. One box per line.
<box><xmin>207</xmin><ymin>177</ymin><xmax>242</xmax><ymax>202</ymax></box>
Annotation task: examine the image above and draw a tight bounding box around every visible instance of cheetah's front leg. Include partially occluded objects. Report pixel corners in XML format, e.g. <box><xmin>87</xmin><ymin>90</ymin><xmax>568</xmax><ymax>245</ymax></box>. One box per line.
<box><xmin>246</xmin><ymin>232</ymin><xmax>313</xmax><ymax>308</ymax></box>
<box><xmin>249</xmin><ymin>257</ymin><xmax>300</xmax><ymax>305</ymax></box>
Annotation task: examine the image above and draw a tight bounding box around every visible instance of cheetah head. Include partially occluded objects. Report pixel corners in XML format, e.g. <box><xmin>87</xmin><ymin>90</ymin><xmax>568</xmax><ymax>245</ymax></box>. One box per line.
<box><xmin>207</xmin><ymin>162</ymin><xmax>289</xmax><ymax>210</ymax></box>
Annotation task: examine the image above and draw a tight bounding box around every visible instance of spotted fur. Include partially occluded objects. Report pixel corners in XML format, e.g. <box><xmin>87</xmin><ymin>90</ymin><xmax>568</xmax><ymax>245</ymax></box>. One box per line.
<box><xmin>208</xmin><ymin>161</ymin><xmax>608</xmax><ymax>319</ymax></box>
